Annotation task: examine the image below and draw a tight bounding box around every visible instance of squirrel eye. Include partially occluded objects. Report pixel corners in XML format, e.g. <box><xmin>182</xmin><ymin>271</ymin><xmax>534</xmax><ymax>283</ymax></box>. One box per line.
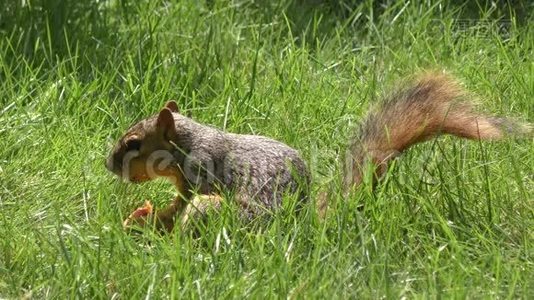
<box><xmin>125</xmin><ymin>139</ymin><xmax>142</xmax><ymax>151</ymax></box>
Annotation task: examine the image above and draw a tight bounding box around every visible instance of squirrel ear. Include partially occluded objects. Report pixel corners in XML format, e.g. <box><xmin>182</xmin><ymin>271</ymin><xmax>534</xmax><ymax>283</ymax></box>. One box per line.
<box><xmin>164</xmin><ymin>100</ymin><xmax>179</xmax><ymax>113</ymax></box>
<box><xmin>156</xmin><ymin>108</ymin><xmax>177</xmax><ymax>138</ymax></box>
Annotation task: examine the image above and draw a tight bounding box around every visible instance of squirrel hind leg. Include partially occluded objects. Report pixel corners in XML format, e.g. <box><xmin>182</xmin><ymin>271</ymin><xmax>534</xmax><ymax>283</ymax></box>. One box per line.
<box><xmin>180</xmin><ymin>194</ymin><xmax>223</xmax><ymax>230</ymax></box>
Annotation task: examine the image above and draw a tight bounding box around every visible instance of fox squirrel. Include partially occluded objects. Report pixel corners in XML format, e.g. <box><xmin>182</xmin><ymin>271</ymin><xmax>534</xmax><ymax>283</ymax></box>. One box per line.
<box><xmin>106</xmin><ymin>71</ymin><xmax>530</xmax><ymax>232</ymax></box>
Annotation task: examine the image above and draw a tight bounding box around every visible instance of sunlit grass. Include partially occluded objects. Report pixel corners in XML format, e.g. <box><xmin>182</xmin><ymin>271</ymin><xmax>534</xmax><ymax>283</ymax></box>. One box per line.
<box><xmin>0</xmin><ymin>0</ymin><xmax>532</xmax><ymax>298</ymax></box>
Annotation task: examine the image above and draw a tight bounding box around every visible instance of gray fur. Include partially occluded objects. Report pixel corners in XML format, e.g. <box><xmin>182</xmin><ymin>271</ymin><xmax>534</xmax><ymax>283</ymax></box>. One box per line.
<box><xmin>168</xmin><ymin>113</ymin><xmax>310</xmax><ymax>217</ymax></box>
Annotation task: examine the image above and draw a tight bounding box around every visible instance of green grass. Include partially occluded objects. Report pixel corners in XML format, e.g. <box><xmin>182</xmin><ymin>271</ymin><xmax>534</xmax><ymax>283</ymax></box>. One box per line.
<box><xmin>1</xmin><ymin>0</ymin><xmax>533</xmax><ymax>298</ymax></box>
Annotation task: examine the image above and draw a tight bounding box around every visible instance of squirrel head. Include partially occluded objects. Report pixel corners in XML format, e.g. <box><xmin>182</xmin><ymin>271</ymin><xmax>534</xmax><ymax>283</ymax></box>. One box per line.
<box><xmin>105</xmin><ymin>101</ymin><xmax>181</xmax><ymax>183</ymax></box>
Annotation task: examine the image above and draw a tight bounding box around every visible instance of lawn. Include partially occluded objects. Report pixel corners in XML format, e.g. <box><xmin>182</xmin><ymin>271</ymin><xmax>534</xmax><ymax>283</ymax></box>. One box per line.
<box><xmin>0</xmin><ymin>0</ymin><xmax>532</xmax><ymax>298</ymax></box>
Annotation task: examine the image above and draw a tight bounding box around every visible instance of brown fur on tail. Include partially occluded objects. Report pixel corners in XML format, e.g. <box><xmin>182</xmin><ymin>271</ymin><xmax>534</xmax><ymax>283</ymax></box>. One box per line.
<box><xmin>343</xmin><ymin>72</ymin><xmax>530</xmax><ymax>192</ymax></box>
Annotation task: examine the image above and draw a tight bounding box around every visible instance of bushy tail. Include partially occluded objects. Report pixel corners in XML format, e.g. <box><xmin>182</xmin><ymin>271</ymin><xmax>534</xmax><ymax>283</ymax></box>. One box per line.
<box><xmin>343</xmin><ymin>72</ymin><xmax>531</xmax><ymax>192</ymax></box>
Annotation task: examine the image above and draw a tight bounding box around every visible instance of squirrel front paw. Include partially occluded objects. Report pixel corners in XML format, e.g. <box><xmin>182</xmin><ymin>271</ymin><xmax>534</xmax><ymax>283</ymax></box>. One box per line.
<box><xmin>123</xmin><ymin>201</ymin><xmax>176</xmax><ymax>233</ymax></box>
<box><xmin>122</xmin><ymin>200</ymin><xmax>178</xmax><ymax>232</ymax></box>
<box><xmin>122</xmin><ymin>200</ymin><xmax>154</xmax><ymax>230</ymax></box>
